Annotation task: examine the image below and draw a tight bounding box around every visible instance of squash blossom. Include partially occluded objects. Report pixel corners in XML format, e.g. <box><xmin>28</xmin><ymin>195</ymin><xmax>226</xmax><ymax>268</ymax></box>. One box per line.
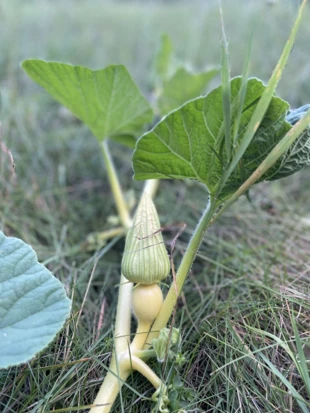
<box><xmin>122</xmin><ymin>193</ymin><xmax>170</xmax><ymax>284</ymax></box>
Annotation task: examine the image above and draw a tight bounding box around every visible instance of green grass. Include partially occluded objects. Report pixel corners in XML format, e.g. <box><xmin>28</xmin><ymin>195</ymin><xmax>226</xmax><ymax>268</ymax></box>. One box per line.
<box><xmin>1</xmin><ymin>0</ymin><xmax>310</xmax><ymax>412</ymax></box>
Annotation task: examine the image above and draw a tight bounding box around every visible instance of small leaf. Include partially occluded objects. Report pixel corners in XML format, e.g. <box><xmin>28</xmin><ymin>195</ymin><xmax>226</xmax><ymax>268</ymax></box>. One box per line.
<box><xmin>133</xmin><ymin>77</ymin><xmax>300</xmax><ymax>199</ymax></box>
<box><xmin>22</xmin><ymin>60</ymin><xmax>153</xmax><ymax>144</ymax></box>
<box><xmin>266</xmin><ymin>104</ymin><xmax>310</xmax><ymax>181</ymax></box>
<box><xmin>157</xmin><ymin>67</ymin><xmax>218</xmax><ymax>114</ymax></box>
<box><xmin>219</xmin><ymin>0</ymin><xmax>307</xmax><ymax>193</ymax></box>
<box><xmin>0</xmin><ymin>231</ymin><xmax>71</xmax><ymax>368</ymax></box>
<box><xmin>154</xmin><ymin>34</ymin><xmax>173</xmax><ymax>84</ymax></box>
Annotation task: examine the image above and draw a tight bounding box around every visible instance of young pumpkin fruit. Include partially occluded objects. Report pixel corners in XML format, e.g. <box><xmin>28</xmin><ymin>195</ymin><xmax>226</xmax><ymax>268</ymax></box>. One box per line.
<box><xmin>131</xmin><ymin>283</ymin><xmax>164</xmax><ymax>323</ymax></box>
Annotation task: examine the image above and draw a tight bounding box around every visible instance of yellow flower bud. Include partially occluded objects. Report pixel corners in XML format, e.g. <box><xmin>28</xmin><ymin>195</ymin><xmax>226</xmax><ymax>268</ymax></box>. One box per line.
<box><xmin>122</xmin><ymin>193</ymin><xmax>170</xmax><ymax>284</ymax></box>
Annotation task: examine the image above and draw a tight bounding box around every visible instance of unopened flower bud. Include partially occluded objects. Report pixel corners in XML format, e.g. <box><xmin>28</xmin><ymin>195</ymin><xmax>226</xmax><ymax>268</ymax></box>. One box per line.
<box><xmin>122</xmin><ymin>193</ymin><xmax>170</xmax><ymax>284</ymax></box>
<box><xmin>152</xmin><ymin>327</ymin><xmax>180</xmax><ymax>363</ymax></box>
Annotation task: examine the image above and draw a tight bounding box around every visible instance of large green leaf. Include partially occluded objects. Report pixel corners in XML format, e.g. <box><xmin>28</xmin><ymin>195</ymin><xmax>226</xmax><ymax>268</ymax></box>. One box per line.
<box><xmin>22</xmin><ymin>60</ymin><xmax>153</xmax><ymax>144</ymax></box>
<box><xmin>133</xmin><ymin>77</ymin><xmax>309</xmax><ymax>199</ymax></box>
<box><xmin>157</xmin><ymin>67</ymin><xmax>219</xmax><ymax>114</ymax></box>
<box><xmin>0</xmin><ymin>231</ymin><xmax>71</xmax><ymax>368</ymax></box>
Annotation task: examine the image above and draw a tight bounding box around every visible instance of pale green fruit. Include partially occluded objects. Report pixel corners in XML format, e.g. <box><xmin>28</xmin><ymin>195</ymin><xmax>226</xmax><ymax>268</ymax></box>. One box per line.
<box><xmin>122</xmin><ymin>193</ymin><xmax>170</xmax><ymax>284</ymax></box>
<box><xmin>131</xmin><ymin>284</ymin><xmax>163</xmax><ymax>323</ymax></box>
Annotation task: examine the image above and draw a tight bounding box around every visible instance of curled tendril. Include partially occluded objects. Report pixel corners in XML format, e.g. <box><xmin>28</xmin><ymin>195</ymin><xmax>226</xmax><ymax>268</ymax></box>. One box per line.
<box><xmin>151</xmin><ymin>384</ymin><xmax>170</xmax><ymax>413</ymax></box>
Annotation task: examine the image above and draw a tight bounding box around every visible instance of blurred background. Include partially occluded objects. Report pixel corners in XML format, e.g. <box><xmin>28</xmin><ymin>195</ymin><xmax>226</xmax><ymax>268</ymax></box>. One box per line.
<box><xmin>1</xmin><ymin>0</ymin><xmax>310</xmax><ymax>105</ymax></box>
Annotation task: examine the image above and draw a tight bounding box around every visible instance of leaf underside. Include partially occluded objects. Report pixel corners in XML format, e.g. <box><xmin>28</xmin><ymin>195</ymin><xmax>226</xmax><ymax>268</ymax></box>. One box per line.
<box><xmin>133</xmin><ymin>77</ymin><xmax>310</xmax><ymax>200</ymax></box>
<box><xmin>0</xmin><ymin>232</ymin><xmax>71</xmax><ymax>368</ymax></box>
<box><xmin>22</xmin><ymin>60</ymin><xmax>153</xmax><ymax>145</ymax></box>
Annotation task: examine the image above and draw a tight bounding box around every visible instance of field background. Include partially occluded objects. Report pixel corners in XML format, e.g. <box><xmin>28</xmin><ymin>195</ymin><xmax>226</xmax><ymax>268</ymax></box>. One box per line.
<box><xmin>0</xmin><ymin>1</ymin><xmax>310</xmax><ymax>412</ymax></box>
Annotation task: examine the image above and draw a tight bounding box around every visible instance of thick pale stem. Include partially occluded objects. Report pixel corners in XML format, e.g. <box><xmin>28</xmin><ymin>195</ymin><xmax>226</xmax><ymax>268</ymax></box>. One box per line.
<box><xmin>125</xmin><ymin>354</ymin><xmax>163</xmax><ymax>389</ymax></box>
<box><xmin>86</xmin><ymin>227</ymin><xmax>126</xmax><ymax>250</ymax></box>
<box><xmin>89</xmin><ymin>358</ymin><xmax>130</xmax><ymax>413</ymax></box>
<box><xmin>130</xmin><ymin>320</ymin><xmax>152</xmax><ymax>351</ymax></box>
<box><xmin>143</xmin><ymin>196</ymin><xmax>216</xmax><ymax>348</ymax></box>
<box><xmin>101</xmin><ymin>140</ymin><xmax>133</xmax><ymax>229</ymax></box>
<box><xmin>90</xmin><ymin>350</ymin><xmax>163</xmax><ymax>413</ymax></box>
<box><xmin>114</xmin><ymin>275</ymin><xmax>132</xmax><ymax>354</ymax></box>
<box><xmin>142</xmin><ymin>179</ymin><xmax>160</xmax><ymax>199</ymax></box>
<box><xmin>133</xmin><ymin>349</ymin><xmax>156</xmax><ymax>359</ymax></box>
<box><xmin>91</xmin><ymin>141</ymin><xmax>133</xmax><ymax>413</ymax></box>
<box><xmin>89</xmin><ymin>274</ymin><xmax>133</xmax><ymax>413</ymax></box>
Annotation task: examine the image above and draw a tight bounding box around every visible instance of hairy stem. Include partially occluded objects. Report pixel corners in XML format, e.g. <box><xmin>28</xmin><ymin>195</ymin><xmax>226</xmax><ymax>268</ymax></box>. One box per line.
<box><xmin>130</xmin><ymin>320</ymin><xmax>153</xmax><ymax>351</ymax></box>
<box><xmin>142</xmin><ymin>179</ymin><xmax>160</xmax><ymax>198</ymax></box>
<box><xmin>89</xmin><ymin>357</ymin><xmax>130</xmax><ymax>413</ymax></box>
<box><xmin>114</xmin><ymin>275</ymin><xmax>133</xmax><ymax>354</ymax></box>
<box><xmin>91</xmin><ymin>142</ymin><xmax>133</xmax><ymax>413</ymax></box>
<box><xmin>123</xmin><ymin>354</ymin><xmax>163</xmax><ymax>389</ymax></box>
<box><xmin>144</xmin><ymin>195</ymin><xmax>216</xmax><ymax>348</ymax></box>
<box><xmin>89</xmin><ymin>272</ymin><xmax>133</xmax><ymax>413</ymax></box>
<box><xmin>90</xmin><ymin>327</ymin><xmax>163</xmax><ymax>413</ymax></box>
<box><xmin>101</xmin><ymin>140</ymin><xmax>133</xmax><ymax>229</ymax></box>
<box><xmin>101</xmin><ymin>139</ymin><xmax>133</xmax><ymax>364</ymax></box>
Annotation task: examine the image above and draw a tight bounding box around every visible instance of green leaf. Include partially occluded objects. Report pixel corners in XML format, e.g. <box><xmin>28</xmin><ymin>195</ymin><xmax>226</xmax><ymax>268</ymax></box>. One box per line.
<box><xmin>220</xmin><ymin>5</ymin><xmax>232</xmax><ymax>162</ymax></box>
<box><xmin>210</xmin><ymin>104</ymin><xmax>310</xmax><ymax>225</ymax></box>
<box><xmin>133</xmin><ymin>77</ymin><xmax>302</xmax><ymax>199</ymax></box>
<box><xmin>157</xmin><ymin>67</ymin><xmax>218</xmax><ymax>114</ymax></box>
<box><xmin>22</xmin><ymin>60</ymin><xmax>153</xmax><ymax>144</ymax></box>
<box><xmin>258</xmin><ymin>351</ymin><xmax>309</xmax><ymax>413</ymax></box>
<box><xmin>154</xmin><ymin>33</ymin><xmax>173</xmax><ymax>84</ymax></box>
<box><xmin>218</xmin><ymin>0</ymin><xmax>307</xmax><ymax>194</ymax></box>
<box><xmin>271</xmin><ymin>104</ymin><xmax>310</xmax><ymax>180</ymax></box>
<box><xmin>232</xmin><ymin>31</ymin><xmax>253</xmax><ymax>147</ymax></box>
<box><xmin>0</xmin><ymin>231</ymin><xmax>71</xmax><ymax>368</ymax></box>
<box><xmin>109</xmin><ymin>133</ymin><xmax>137</xmax><ymax>149</ymax></box>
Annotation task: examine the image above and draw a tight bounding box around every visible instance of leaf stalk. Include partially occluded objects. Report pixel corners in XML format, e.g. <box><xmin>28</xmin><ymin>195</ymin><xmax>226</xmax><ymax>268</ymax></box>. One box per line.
<box><xmin>143</xmin><ymin>195</ymin><xmax>216</xmax><ymax>348</ymax></box>
<box><xmin>100</xmin><ymin>140</ymin><xmax>133</xmax><ymax>229</ymax></box>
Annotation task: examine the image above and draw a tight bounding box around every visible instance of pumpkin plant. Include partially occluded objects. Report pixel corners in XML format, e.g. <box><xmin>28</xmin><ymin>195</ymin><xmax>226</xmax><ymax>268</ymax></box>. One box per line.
<box><xmin>0</xmin><ymin>231</ymin><xmax>71</xmax><ymax>369</ymax></box>
<box><xmin>153</xmin><ymin>33</ymin><xmax>219</xmax><ymax>114</ymax></box>
<box><xmin>13</xmin><ymin>0</ymin><xmax>310</xmax><ymax>411</ymax></box>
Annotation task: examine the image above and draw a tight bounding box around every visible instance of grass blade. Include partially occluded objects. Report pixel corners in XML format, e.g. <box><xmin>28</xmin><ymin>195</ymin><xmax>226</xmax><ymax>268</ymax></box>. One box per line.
<box><xmin>258</xmin><ymin>351</ymin><xmax>310</xmax><ymax>413</ymax></box>
<box><xmin>220</xmin><ymin>4</ymin><xmax>231</xmax><ymax>162</ymax></box>
<box><xmin>232</xmin><ymin>31</ymin><xmax>253</xmax><ymax>146</ymax></box>
<box><xmin>212</xmin><ymin>106</ymin><xmax>310</xmax><ymax>224</ymax></box>
<box><xmin>291</xmin><ymin>314</ymin><xmax>310</xmax><ymax>396</ymax></box>
<box><xmin>218</xmin><ymin>0</ymin><xmax>307</xmax><ymax>194</ymax></box>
